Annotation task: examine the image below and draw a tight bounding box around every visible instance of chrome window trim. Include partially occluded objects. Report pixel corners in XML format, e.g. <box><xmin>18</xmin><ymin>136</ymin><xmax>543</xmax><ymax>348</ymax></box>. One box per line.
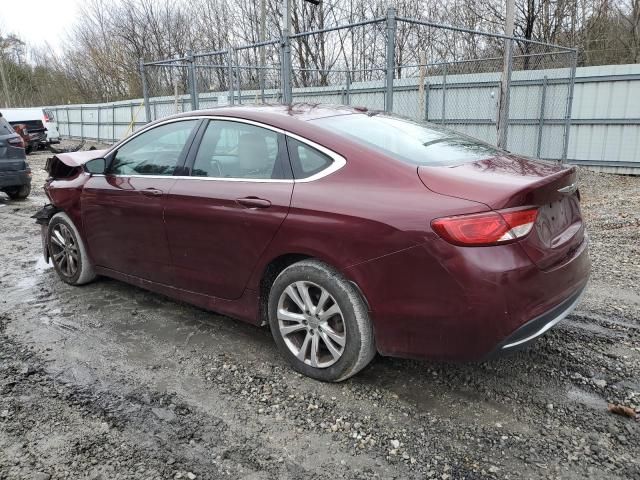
<box><xmin>284</xmin><ymin>131</ymin><xmax>346</xmax><ymax>183</ymax></box>
<box><xmin>107</xmin><ymin>115</ymin><xmax>346</xmax><ymax>183</ymax></box>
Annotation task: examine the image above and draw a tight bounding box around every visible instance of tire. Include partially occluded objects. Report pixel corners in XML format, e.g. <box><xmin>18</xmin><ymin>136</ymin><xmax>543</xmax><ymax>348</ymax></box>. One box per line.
<box><xmin>48</xmin><ymin>212</ymin><xmax>96</xmax><ymax>286</ymax></box>
<box><xmin>6</xmin><ymin>184</ymin><xmax>30</xmax><ymax>200</ymax></box>
<box><xmin>268</xmin><ymin>259</ymin><xmax>375</xmax><ymax>382</ymax></box>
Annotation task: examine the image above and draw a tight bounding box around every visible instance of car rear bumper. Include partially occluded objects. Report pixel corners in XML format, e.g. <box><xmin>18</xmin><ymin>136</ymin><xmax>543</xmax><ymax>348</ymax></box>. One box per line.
<box><xmin>345</xmin><ymin>233</ymin><xmax>590</xmax><ymax>361</ymax></box>
<box><xmin>0</xmin><ymin>169</ymin><xmax>31</xmax><ymax>189</ymax></box>
<box><xmin>483</xmin><ymin>283</ymin><xmax>586</xmax><ymax>359</ymax></box>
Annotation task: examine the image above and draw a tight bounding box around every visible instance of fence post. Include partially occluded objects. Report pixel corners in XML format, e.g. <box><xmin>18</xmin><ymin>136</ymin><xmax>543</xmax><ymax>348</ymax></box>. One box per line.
<box><xmin>536</xmin><ymin>76</ymin><xmax>548</xmax><ymax>158</ymax></box>
<box><xmin>112</xmin><ymin>104</ymin><xmax>116</xmax><ymax>143</ymax></box>
<box><xmin>130</xmin><ymin>102</ymin><xmax>135</xmax><ymax>133</ymax></box>
<box><xmin>561</xmin><ymin>49</ymin><xmax>577</xmax><ymax>163</ymax></box>
<box><xmin>97</xmin><ymin>106</ymin><xmax>101</xmax><ymax>143</ymax></box>
<box><xmin>140</xmin><ymin>59</ymin><xmax>151</xmax><ymax>123</ymax></box>
<box><xmin>281</xmin><ymin>35</ymin><xmax>293</xmax><ymax>103</ymax></box>
<box><xmin>385</xmin><ymin>7</ymin><xmax>396</xmax><ymax>113</ymax></box>
<box><xmin>280</xmin><ymin>0</ymin><xmax>293</xmax><ymax>105</ymax></box>
<box><xmin>65</xmin><ymin>107</ymin><xmax>70</xmax><ymax>137</ymax></box>
<box><xmin>227</xmin><ymin>49</ymin><xmax>235</xmax><ymax>106</ymax></box>
<box><xmin>187</xmin><ymin>51</ymin><xmax>199</xmax><ymax>110</ymax></box>
<box><xmin>497</xmin><ymin>38</ymin><xmax>514</xmax><ymax>150</ymax></box>
<box><xmin>235</xmin><ymin>49</ymin><xmax>242</xmax><ymax>105</ymax></box>
<box><xmin>424</xmin><ymin>82</ymin><xmax>430</xmax><ymax>121</ymax></box>
<box><xmin>441</xmin><ymin>64</ymin><xmax>447</xmax><ymax>125</ymax></box>
<box><xmin>80</xmin><ymin>106</ymin><xmax>84</xmax><ymax>140</ymax></box>
<box><xmin>345</xmin><ymin>71</ymin><xmax>351</xmax><ymax>105</ymax></box>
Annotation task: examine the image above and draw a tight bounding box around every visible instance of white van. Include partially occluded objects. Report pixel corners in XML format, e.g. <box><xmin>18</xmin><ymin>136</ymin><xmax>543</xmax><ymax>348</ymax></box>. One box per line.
<box><xmin>1</xmin><ymin>107</ymin><xmax>61</xmax><ymax>144</ymax></box>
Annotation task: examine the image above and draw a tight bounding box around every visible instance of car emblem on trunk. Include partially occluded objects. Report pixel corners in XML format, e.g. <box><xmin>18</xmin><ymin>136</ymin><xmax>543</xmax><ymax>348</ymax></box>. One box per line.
<box><xmin>558</xmin><ymin>183</ymin><xmax>577</xmax><ymax>195</ymax></box>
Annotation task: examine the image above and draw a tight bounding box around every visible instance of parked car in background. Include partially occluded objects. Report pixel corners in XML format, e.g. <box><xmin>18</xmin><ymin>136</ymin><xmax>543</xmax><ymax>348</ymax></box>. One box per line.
<box><xmin>0</xmin><ymin>112</ymin><xmax>31</xmax><ymax>199</ymax></box>
<box><xmin>11</xmin><ymin>123</ymin><xmax>45</xmax><ymax>154</ymax></box>
<box><xmin>1</xmin><ymin>107</ymin><xmax>60</xmax><ymax>145</ymax></box>
<box><xmin>35</xmin><ymin>104</ymin><xmax>589</xmax><ymax>382</ymax></box>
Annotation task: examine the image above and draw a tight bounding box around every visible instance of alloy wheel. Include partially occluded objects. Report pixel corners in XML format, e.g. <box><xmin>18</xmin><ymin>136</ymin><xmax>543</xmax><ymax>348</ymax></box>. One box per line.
<box><xmin>50</xmin><ymin>223</ymin><xmax>79</xmax><ymax>278</ymax></box>
<box><xmin>277</xmin><ymin>281</ymin><xmax>346</xmax><ymax>368</ymax></box>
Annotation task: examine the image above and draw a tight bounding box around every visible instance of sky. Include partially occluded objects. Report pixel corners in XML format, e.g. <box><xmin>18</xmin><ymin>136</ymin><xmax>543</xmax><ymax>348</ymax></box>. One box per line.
<box><xmin>0</xmin><ymin>0</ymin><xmax>80</xmax><ymax>54</ymax></box>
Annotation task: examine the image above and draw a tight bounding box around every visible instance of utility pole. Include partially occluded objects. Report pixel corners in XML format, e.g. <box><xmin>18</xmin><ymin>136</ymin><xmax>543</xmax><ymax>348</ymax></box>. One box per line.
<box><xmin>259</xmin><ymin>0</ymin><xmax>266</xmax><ymax>102</ymax></box>
<box><xmin>281</xmin><ymin>0</ymin><xmax>293</xmax><ymax>103</ymax></box>
<box><xmin>497</xmin><ymin>0</ymin><xmax>515</xmax><ymax>150</ymax></box>
<box><xmin>281</xmin><ymin>0</ymin><xmax>320</xmax><ymax>104</ymax></box>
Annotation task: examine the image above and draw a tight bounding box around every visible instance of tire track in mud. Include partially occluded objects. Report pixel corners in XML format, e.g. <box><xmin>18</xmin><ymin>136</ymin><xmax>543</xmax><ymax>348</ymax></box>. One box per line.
<box><xmin>1</xmin><ymin>151</ymin><xmax>638</xmax><ymax>479</ymax></box>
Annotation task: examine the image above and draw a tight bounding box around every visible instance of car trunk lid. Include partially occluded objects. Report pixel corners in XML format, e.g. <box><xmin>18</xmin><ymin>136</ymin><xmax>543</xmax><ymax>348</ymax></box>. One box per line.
<box><xmin>418</xmin><ymin>155</ymin><xmax>585</xmax><ymax>270</ymax></box>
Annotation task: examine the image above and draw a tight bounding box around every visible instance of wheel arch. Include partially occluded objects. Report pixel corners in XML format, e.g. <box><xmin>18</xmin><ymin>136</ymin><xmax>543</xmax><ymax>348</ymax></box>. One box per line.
<box><xmin>257</xmin><ymin>253</ymin><xmax>312</xmax><ymax>326</ymax></box>
<box><xmin>255</xmin><ymin>252</ymin><xmax>371</xmax><ymax>326</ymax></box>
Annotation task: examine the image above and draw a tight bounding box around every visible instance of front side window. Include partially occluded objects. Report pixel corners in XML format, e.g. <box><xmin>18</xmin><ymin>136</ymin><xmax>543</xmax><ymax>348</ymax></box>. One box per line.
<box><xmin>313</xmin><ymin>114</ymin><xmax>498</xmax><ymax>166</ymax></box>
<box><xmin>192</xmin><ymin>120</ymin><xmax>282</xmax><ymax>179</ymax></box>
<box><xmin>109</xmin><ymin>120</ymin><xmax>198</xmax><ymax>176</ymax></box>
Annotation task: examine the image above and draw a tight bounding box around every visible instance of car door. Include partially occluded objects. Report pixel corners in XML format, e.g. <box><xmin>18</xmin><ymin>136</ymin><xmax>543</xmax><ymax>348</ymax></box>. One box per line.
<box><xmin>164</xmin><ymin>118</ymin><xmax>294</xmax><ymax>299</ymax></box>
<box><xmin>81</xmin><ymin>119</ymin><xmax>201</xmax><ymax>284</ymax></box>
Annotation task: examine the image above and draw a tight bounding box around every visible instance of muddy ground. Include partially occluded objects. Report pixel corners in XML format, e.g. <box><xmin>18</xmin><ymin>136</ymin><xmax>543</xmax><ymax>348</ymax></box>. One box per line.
<box><xmin>0</xmin><ymin>148</ymin><xmax>638</xmax><ymax>480</ymax></box>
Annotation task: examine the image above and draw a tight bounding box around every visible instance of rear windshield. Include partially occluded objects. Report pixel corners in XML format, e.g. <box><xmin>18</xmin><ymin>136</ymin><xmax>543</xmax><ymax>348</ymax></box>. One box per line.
<box><xmin>312</xmin><ymin>113</ymin><xmax>498</xmax><ymax>166</ymax></box>
<box><xmin>0</xmin><ymin>116</ymin><xmax>15</xmax><ymax>135</ymax></box>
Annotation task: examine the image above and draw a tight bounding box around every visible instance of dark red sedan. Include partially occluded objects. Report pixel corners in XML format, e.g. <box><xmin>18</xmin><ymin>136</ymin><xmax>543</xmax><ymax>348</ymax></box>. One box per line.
<box><xmin>36</xmin><ymin>104</ymin><xmax>590</xmax><ymax>382</ymax></box>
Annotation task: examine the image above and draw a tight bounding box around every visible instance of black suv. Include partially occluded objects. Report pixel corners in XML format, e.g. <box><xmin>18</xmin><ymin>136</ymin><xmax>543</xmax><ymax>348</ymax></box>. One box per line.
<box><xmin>0</xmin><ymin>112</ymin><xmax>31</xmax><ymax>199</ymax></box>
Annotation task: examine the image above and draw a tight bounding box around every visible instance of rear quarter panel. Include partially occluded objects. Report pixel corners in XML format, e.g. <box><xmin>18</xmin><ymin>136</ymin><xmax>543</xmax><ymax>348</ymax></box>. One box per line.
<box><xmin>247</xmin><ymin>141</ymin><xmax>489</xmax><ymax>291</ymax></box>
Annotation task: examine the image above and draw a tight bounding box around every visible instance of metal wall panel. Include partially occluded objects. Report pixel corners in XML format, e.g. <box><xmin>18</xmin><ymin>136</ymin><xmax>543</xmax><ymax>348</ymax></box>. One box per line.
<box><xmin>50</xmin><ymin>63</ymin><xmax>640</xmax><ymax>171</ymax></box>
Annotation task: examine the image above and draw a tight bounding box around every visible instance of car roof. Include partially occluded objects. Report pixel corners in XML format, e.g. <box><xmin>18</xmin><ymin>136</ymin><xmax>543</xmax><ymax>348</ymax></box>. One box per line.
<box><xmin>168</xmin><ymin>103</ymin><xmax>366</xmax><ymax>130</ymax></box>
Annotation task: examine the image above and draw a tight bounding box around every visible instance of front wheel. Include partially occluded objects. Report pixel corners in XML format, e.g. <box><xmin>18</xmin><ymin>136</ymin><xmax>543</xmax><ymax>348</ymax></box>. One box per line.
<box><xmin>268</xmin><ymin>260</ymin><xmax>375</xmax><ymax>382</ymax></box>
<box><xmin>48</xmin><ymin>212</ymin><xmax>96</xmax><ymax>286</ymax></box>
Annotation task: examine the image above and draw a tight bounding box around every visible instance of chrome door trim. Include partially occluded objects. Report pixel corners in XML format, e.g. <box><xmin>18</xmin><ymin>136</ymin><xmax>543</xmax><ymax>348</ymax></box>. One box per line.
<box><xmin>107</xmin><ymin>115</ymin><xmax>347</xmax><ymax>183</ymax></box>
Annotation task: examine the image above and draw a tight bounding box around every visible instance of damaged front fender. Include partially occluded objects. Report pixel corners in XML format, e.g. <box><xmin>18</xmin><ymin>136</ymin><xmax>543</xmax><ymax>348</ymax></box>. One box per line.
<box><xmin>32</xmin><ymin>204</ymin><xmax>60</xmax><ymax>263</ymax></box>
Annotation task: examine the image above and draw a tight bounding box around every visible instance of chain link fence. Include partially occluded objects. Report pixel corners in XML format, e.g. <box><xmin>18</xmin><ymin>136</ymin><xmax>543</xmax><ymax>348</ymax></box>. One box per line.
<box><xmin>389</xmin><ymin>18</ymin><xmax>577</xmax><ymax>160</ymax></box>
<box><xmin>194</xmin><ymin>50</ymin><xmax>233</xmax><ymax>108</ymax></box>
<box><xmin>287</xmin><ymin>18</ymin><xmax>388</xmax><ymax>110</ymax></box>
<box><xmin>141</xmin><ymin>60</ymin><xmax>194</xmax><ymax>120</ymax></box>
<box><xmin>64</xmin><ymin>9</ymin><xmax>576</xmax><ymax>160</ymax></box>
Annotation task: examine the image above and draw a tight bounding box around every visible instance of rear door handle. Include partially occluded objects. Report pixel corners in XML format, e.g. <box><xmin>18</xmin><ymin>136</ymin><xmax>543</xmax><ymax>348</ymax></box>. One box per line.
<box><xmin>236</xmin><ymin>197</ymin><xmax>272</xmax><ymax>209</ymax></box>
<box><xmin>141</xmin><ymin>188</ymin><xmax>163</xmax><ymax>197</ymax></box>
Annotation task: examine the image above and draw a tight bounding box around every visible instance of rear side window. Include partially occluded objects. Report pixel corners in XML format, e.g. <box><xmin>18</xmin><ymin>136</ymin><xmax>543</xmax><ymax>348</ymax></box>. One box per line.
<box><xmin>313</xmin><ymin>114</ymin><xmax>498</xmax><ymax>166</ymax></box>
<box><xmin>287</xmin><ymin>138</ymin><xmax>333</xmax><ymax>179</ymax></box>
<box><xmin>0</xmin><ymin>116</ymin><xmax>14</xmax><ymax>135</ymax></box>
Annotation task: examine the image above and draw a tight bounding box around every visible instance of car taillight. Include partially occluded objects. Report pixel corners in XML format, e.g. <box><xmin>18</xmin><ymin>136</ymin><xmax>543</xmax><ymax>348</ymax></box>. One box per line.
<box><xmin>431</xmin><ymin>208</ymin><xmax>538</xmax><ymax>247</ymax></box>
<box><xmin>7</xmin><ymin>137</ymin><xmax>24</xmax><ymax>148</ymax></box>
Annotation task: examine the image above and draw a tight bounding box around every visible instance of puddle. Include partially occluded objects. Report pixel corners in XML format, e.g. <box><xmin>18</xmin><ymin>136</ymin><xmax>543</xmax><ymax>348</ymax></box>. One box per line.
<box><xmin>16</xmin><ymin>276</ymin><xmax>38</xmax><ymax>289</ymax></box>
<box><xmin>35</xmin><ymin>256</ymin><xmax>52</xmax><ymax>272</ymax></box>
<box><xmin>15</xmin><ymin>257</ymin><xmax>52</xmax><ymax>290</ymax></box>
<box><xmin>567</xmin><ymin>386</ymin><xmax>606</xmax><ymax>410</ymax></box>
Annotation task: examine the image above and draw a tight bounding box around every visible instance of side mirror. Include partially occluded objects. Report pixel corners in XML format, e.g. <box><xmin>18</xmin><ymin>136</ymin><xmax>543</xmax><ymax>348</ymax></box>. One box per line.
<box><xmin>85</xmin><ymin>158</ymin><xmax>106</xmax><ymax>175</ymax></box>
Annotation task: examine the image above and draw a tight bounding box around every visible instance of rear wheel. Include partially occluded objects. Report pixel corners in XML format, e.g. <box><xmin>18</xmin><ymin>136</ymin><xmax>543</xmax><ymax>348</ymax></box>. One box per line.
<box><xmin>48</xmin><ymin>212</ymin><xmax>96</xmax><ymax>286</ymax></box>
<box><xmin>5</xmin><ymin>184</ymin><xmax>30</xmax><ymax>200</ymax></box>
<box><xmin>268</xmin><ymin>260</ymin><xmax>375</xmax><ymax>382</ymax></box>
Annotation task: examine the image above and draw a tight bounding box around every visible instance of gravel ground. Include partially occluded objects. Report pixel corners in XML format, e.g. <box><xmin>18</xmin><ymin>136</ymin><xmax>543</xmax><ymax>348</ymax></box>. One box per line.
<box><xmin>0</xmin><ymin>146</ymin><xmax>638</xmax><ymax>480</ymax></box>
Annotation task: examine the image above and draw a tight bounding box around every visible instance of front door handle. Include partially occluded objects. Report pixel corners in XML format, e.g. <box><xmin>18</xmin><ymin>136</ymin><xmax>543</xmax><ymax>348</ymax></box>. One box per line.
<box><xmin>141</xmin><ymin>188</ymin><xmax>163</xmax><ymax>197</ymax></box>
<box><xmin>236</xmin><ymin>197</ymin><xmax>272</xmax><ymax>209</ymax></box>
